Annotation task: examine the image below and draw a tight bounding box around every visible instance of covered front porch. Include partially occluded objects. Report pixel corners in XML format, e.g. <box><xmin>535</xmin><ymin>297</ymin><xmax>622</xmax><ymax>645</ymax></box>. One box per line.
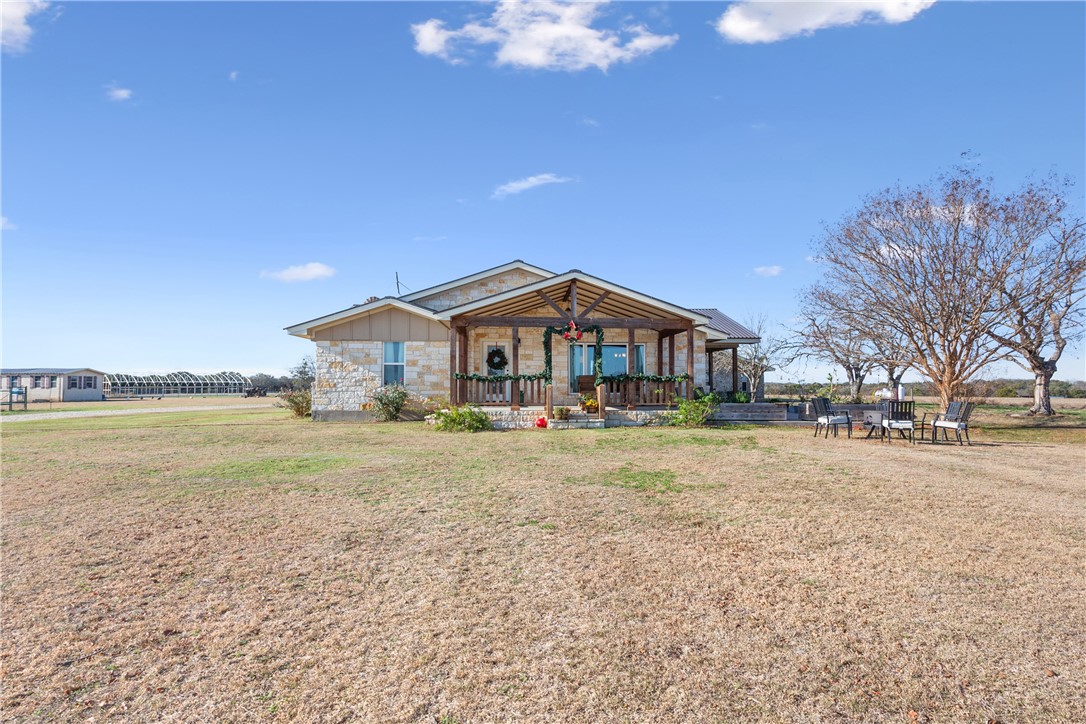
<box><xmin>440</xmin><ymin>271</ymin><xmax>711</xmax><ymax>418</ymax></box>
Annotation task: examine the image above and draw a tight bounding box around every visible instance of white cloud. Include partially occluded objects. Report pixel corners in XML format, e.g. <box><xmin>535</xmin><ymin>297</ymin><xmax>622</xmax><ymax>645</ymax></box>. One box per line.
<box><xmin>492</xmin><ymin>173</ymin><xmax>573</xmax><ymax>200</ymax></box>
<box><xmin>229</xmin><ymin>70</ymin><xmax>239</xmax><ymax>82</ymax></box>
<box><xmin>753</xmin><ymin>265</ymin><xmax>783</xmax><ymax>277</ymax></box>
<box><xmin>411</xmin><ymin>0</ymin><xmax>678</xmax><ymax>72</ymax></box>
<box><xmin>1</xmin><ymin>216</ymin><xmax>15</xmax><ymax>231</ymax></box>
<box><xmin>2</xmin><ymin>0</ymin><xmax>49</xmax><ymax>54</ymax></box>
<box><xmin>106</xmin><ymin>84</ymin><xmax>133</xmax><ymax>102</ymax></box>
<box><xmin>717</xmin><ymin>1</ymin><xmax>935</xmax><ymax>44</ymax></box>
<box><xmin>579</xmin><ymin>116</ymin><xmax>601</xmax><ymax>127</ymax></box>
<box><xmin>260</xmin><ymin>262</ymin><xmax>336</xmax><ymax>283</ymax></box>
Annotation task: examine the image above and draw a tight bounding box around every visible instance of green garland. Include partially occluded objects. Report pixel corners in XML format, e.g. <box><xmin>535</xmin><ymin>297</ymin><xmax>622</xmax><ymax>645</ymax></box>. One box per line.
<box><xmin>542</xmin><ymin>325</ymin><xmax>604</xmax><ymax>386</ymax></box>
<box><xmin>454</xmin><ymin>372</ymin><xmax>548</xmax><ymax>383</ymax></box>
<box><xmin>600</xmin><ymin>373</ymin><xmax>690</xmax><ymax>384</ymax></box>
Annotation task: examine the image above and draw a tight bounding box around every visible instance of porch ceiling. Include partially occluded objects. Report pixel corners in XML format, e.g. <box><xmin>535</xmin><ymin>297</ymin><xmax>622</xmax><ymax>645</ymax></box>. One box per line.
<box><xmin>452</xmin><ymin>277</ymin><xmax>690</xmax><ymax>322</ymax></box>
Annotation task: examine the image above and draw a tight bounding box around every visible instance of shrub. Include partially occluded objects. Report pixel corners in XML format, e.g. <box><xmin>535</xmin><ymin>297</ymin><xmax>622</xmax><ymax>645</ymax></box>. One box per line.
<box><xmin>370</xmin><ymin>384</ymin><xmax>409</xmax><ymax>422</ymax></box>
<box><xmin>276</xmin><ymin>388</ymin><xmax>312</xmax><ymax>418</ymax></box>
<box><xmin>728</xmin><ymin>390</ymin><xmax>750</xmax><ymax>404</ymax></box>
<box><xmin>433</xmin><ymin>405</ymin><xmax>494</xmax><ymax>432</ymax></box>
<box><xmin>663</xmin><ymin>396</ymin><xmax>716</xmax><ymax>428</ymax></box>
<box><xmin>554</xmin><ymin>406</ymin><xmax>571</xmax><ymax>421</ymax></box>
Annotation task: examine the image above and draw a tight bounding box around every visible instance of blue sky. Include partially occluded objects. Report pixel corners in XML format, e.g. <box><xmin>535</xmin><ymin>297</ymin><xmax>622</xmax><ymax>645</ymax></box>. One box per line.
<box><xmin>3</xmin><ymin>1</ymin><xmax>1084</xmax><ymax>382</ymax></box>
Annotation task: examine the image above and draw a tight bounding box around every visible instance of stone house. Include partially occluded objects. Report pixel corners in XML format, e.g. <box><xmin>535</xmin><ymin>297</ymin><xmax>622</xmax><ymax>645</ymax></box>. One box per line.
<box><xmin>286</xmin><ymin>261</ymin><xmax>759</xmax><ymax>421</ymax></box>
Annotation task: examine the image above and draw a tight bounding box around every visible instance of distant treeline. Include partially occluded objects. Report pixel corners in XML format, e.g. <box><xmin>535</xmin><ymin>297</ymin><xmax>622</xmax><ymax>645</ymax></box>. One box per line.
<box><xmin>766</xmin><ymin>378</ymin><xmax>1086</xmax><ymax>399</ymax></box>
<box><xmin>246</xmin><ymin>373</ymin><xmax>303</xmax><ymax>392</ymax></box>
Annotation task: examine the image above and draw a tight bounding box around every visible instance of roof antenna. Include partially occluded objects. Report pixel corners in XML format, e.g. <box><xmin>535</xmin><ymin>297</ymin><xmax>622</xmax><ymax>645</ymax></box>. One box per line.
<box><xmin>395</xmin><ymin>272</ymin><xmax>412</xmax><ymax>295</ymax></box>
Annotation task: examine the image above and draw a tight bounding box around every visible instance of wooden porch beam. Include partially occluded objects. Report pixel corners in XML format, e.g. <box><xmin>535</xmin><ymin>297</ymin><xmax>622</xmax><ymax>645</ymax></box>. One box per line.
<box><xmin>535</xmin><ymin>291</ymin><xmax>568</xmax><ymax>319</ymax></box>
<box><xmin>457</xmin><ymin>326</ymin><xmax>469</xmax><ymax>404</ymax></box>
<box><xmin>656</xmin><ymin>333</ymin><xmax>664</xmax><ymax>375</ymax></box>
<box><xmin>456</xmin><ymin>315</ymin><xmax>690</xmax><ymax>329</ymax></box>
<box><xmin>511</xmin><ymin>325</ymin><xmax>520</xmax><ymax>411</ymax></box>
<box><xmin>570</xmin><ymin>279</ymin><xmax>578</xmax><ymax>318</ymax></box>
<box><xmin>449</xmin><ymin>326</ymin><xmax>458</xmax><ymax>405</ymax></box>
<box><xmin>578</xmin><ymin>290</ymin><xmax>611</xmax><ymax>318</ymax></box>
<box><xmin>732</xmin><ymin>347</ymin><xmax>739</xmax><ymax>393</ymax></box>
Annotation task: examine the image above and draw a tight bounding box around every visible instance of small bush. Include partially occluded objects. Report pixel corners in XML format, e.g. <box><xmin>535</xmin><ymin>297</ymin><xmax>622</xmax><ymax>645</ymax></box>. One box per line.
<box><xmin>433</xmin><ymin>405</ymin><xmax>494</xmax><ymax>432</ymax></box>
<box><xmin>663</xmin><ymin>396</ymin><xmax>717</xmax><ymax>428</ymax></box>
<box><xmin>554</xmin><ymin>406</ymin><xmax>571</xmax><ymax>421</ymax></box>
<box><xmin>370</xmin><ymin>384</ymin><xmax>409</xmax><ymax>422</ymax></box>
<box><xmin>276</xmin><ymin>389</ymin><xmax>312</xmax><ymax>418</ymax></box>
<box><xmin>726</xmin><ymin>390</ymin><xmax>750</xmax><ymax>403</ymax></box>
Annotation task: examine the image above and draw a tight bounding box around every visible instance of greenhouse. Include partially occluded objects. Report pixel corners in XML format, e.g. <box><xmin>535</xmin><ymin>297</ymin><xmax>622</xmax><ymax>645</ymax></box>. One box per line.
<box><xmin>103</xmin><ymin>371</ymin><xmax>252</xmax><ymax>397</ymax></box>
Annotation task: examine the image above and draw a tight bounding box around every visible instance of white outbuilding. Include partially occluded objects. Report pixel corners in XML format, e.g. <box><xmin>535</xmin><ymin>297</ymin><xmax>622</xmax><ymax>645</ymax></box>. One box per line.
<box><xmin>1</xmin><ymin>368</ymin><xmax>106</xmax><ymax>402</ymax></box>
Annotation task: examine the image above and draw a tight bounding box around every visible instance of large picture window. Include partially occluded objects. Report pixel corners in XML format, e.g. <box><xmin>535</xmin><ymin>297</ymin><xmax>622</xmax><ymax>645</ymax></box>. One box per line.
<box><xmin>568</xmin><ymin>344</ymin><xmax>644</xmax><ymax>392</ymax></box>
<box><xmin>383</xmin><ymin>342</ymin><xmax>405</xmax><ymax>385</ymax></box>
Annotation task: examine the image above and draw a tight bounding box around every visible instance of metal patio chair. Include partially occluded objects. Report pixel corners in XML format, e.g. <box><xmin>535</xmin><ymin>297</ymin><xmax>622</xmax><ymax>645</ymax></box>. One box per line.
<box><xmin>881</xmin><ymin>400</ymin><xmax>916</xmax><ymax>444</ymax></box>
<box><xmin>930</xmin><ymin>401</ymin><xmax>975</xmax><ymax>445</ymax></box>
<box><xmin>811</xmin><ymin>397</ymin><xmax>852</xmax><ymax>438</ymax></box>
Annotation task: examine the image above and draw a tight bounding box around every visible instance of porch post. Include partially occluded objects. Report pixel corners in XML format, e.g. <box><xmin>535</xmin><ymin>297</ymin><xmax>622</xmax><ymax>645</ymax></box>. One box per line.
<box><xmin>457</xmin><ymin>326</ymin><xmax>469</xmax><ymax>404</ymax></box>
<box><xmin>511</xmin><ymin>325</ymin><xmax>520</xmax><ymax>411</ymax></box>
<box><xmin>708</xmin><ymin>350</ymin><xmax>714</xmax><ymax>392</ymax></box>
<box><xmin>686</xmin><ymin>325</ymin><xmax>695</xmax><ymax>399</ymax></box>
<box><xmin>668</xmin><ymin>333</ymin><xmax>675</xmax><ymax>375</ymax></box>
<box><xmin>656</xmin><ymin>333</ymin><xmax>664</xmax><ymax>375</ymax></box>
<box><xmin>627</xmin><ymin>327</ymin><xmax>636</xmax><ymax>410</ymax></box>
<box><xmin>732</xmin><ymin>347</ymin><xmax>739</xmax><ymax>393</ymax></box>
<box><xmin>596</xmin><ymin>382</ymin><xmax>606</xmax><ymax>420</ymax></box>
<box><xmin>545</xmin><ymin>384</ymin><xmax>553</xmax><ymax>420</ymax></box>
<box><xmin>449</xmin><ymin>325</ymin><xmax>458</xmax><ymax>405</ymax></box>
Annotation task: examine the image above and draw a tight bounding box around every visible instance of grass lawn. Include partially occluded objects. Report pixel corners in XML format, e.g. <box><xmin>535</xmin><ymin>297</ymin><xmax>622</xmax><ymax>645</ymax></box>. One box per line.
<box><xmin>2</xmin><ymin>408</ymin><xmax>1083</xmax><ymax>721</ymax></box>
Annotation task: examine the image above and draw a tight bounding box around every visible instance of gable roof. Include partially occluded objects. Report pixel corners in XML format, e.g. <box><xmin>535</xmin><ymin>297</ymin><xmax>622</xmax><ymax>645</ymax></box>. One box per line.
<box><xmin>399</xmin><ymin>259</ymin><xmax>555</xmax><ymax>303</ymax></box>
<box><xmin>437</xmin><ymin>269</ymin><xmax>711</xmax><ymax>325</ymax></box>
<box><xmin>690</xmin><ymin>308</ymin><xmax>761</xmax><ymax>343</ymax></box>
<box><xmin>285</xmin><ymin>296</ymin><xmax>441</xmax><ymax>339</ymax></box>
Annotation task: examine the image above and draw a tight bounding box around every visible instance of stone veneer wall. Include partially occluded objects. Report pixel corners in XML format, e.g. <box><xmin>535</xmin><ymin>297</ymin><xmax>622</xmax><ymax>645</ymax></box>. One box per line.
<box><xmin>313</xmin><ymin>339</ymin><xmax>452</xmax><ymax>420</ymax></box>
<box><xmin>413</xmin><ymin>269</ymin><xmax>548</xmax><ymax>311</ymax></box>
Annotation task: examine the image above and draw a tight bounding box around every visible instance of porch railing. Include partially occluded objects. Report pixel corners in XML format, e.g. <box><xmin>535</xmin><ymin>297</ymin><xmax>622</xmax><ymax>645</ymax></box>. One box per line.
<box><xmin>460</xmin><ymin>378</ymin><xmax>547</xmax><ymax>407</ymax></box>
<box><xmin>603</xmin><ymin>379</ymin><xmax>688</xmax><ymax>408</ymax></box>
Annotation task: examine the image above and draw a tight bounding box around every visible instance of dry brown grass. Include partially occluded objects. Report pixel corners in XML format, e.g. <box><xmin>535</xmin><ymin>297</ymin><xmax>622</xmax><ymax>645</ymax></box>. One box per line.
<box><xmin>2</xmin><ymin>410</ymin><xmax>1083</xmax><ymax>722</ymax></box>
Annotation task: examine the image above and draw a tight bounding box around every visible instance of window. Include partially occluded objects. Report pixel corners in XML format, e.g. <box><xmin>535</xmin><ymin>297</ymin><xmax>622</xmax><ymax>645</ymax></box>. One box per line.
<box><xmin>69</xmin><ymin>376</ymin><xmax>80</xmax><ymax>389</ymax></box>
<box><xmin>84</xmin><ymin>376</ymin><xmax>97</xmax><ymax>389</ymax></box>
<box><xmin>8</xmin><ymin>376</ymin><xmax>20</xmax><ymax>389</ymax></box>
<box><xmin>49</xmin><ymin>376</ymin><xmax>58</xmax><ymax>388</ymax></box>
<box><xmin>383</xmin><ymin>342</ymin><xmax>405</xmax><ymax>385</ymax></box>
<box><xmin>569</xmin><ymin>344</ymin><xmax>644</xmax><ymax>392</ymax></box>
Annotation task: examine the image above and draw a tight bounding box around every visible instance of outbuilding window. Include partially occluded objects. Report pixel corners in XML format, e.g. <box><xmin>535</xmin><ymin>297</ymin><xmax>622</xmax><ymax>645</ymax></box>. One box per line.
<box><xmin>383</xmin><ymin>342</ymin><xmax>405</xmax><ymax>385</ymax></box>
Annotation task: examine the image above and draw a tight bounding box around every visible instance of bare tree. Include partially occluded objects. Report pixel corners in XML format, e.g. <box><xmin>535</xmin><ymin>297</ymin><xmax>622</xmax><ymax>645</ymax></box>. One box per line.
<box><xmin>985</xmin><ymin>208</ymin><xmax>1086</xmax><ymax>415</ymax></box>
<box><xmin>791</xmin><ymin>292</ymin><xmax>877</xmax><ymax>402</ymax></box>
<box><xmin>867</xmin><ymin>327</ymin><xmax>911</xmax><ymax>390</ymax></box>
<box><xmin>736</xmin><ymin>315</ymin><xmax>797</xmax><ymax>402</ymax></box>
<box><xmin>813</xmin><ymin>169</ymin><xmax>1029</xmax><ymax>409</ymax></box>
<box><xmin>792</xmin><ymin>283</ymin><xmax>913</xmax><ymax>399</ymax></box>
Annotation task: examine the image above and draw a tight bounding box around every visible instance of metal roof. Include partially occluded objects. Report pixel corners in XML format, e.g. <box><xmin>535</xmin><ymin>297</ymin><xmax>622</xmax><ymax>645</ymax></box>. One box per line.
<box><xmin>1</xmin><ymin>368</ymin><xmax>105</xmax><ymax>375</ymax></box>
<box><xmin>690</xmin><ymin>309</ymin><xmax>760</xmax><ymax>342</ymax></box>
